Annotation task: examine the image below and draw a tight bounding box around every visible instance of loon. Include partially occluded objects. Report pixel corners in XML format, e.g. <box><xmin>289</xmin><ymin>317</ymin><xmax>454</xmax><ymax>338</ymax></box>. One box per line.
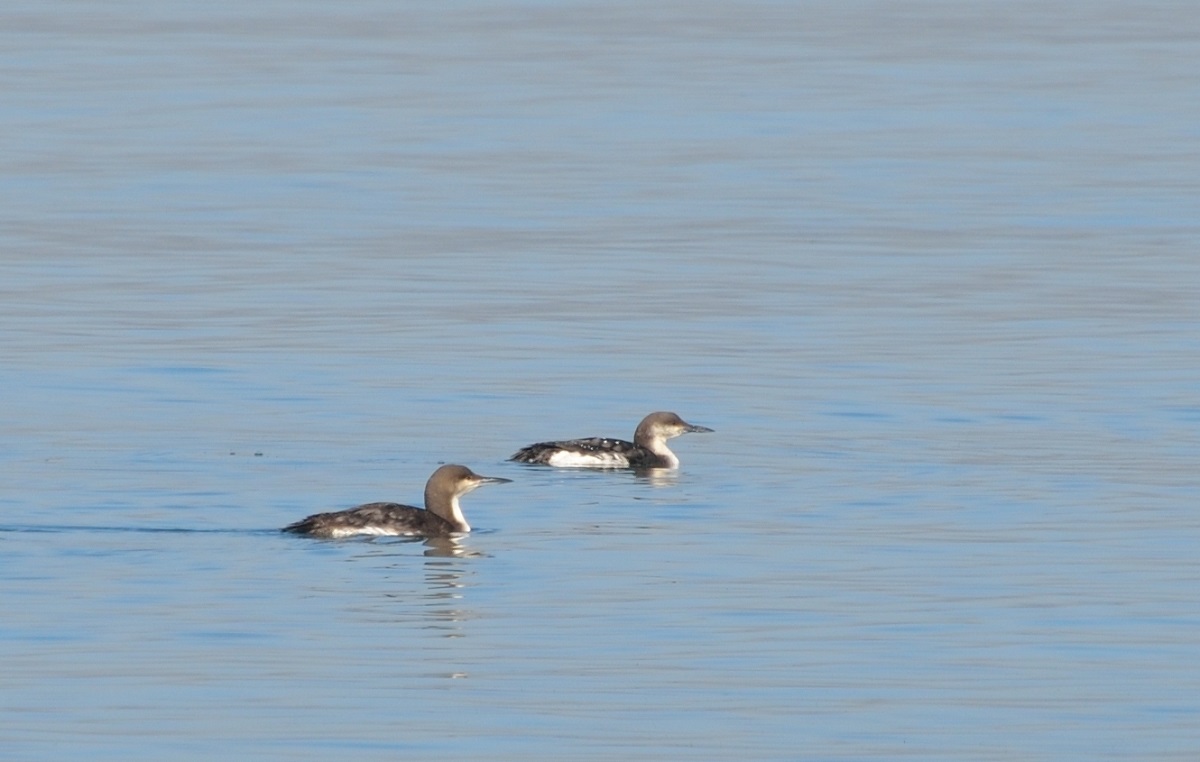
<box><xmin>282</xmin><ymin>464</ymin><xmax>510</xmax><ymax>539</ymax></box>
<box><xmin>509</xmin><ymin>411</ymin><xmax>714</xmax><ymax>469</ymax></box>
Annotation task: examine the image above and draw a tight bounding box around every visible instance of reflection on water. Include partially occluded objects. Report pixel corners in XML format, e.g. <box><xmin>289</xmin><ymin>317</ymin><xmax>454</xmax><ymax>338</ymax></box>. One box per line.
<box><xmin>634</xmin><ymin>468</ymin><xmax>680</xmax><ymax>488</ymax></box>
<box><xmin>422</xmin><ymin>559</ymin><xmax>472</xmax><ymax>642</ymax></box>
<box><xmin>349</xmin><ymin>538</ymin><xmax>480</xmax><ymax>635</ymax></box>
<box><xmin>314</xmin><ymin>534</ymin><xmax>485</xmax><ymax>558</ymax></box>
<box><xmin>422</xmin><ymin>535</ymin><xmax>484</xmax><ymax>559</ymax></box>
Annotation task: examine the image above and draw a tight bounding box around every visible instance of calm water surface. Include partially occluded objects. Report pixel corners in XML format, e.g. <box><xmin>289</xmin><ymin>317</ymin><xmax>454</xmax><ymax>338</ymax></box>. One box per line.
<box><xmin>2</xmin><ymin>2</ymin><xmax>1199</xmax><ymax>760</ymax></box>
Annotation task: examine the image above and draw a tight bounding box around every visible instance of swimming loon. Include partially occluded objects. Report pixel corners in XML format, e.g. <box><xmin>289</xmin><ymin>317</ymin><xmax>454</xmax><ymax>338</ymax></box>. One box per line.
<box><xmin>282</xmin><ymin>464</ymin><xmax>510</xmax><ymax>538</ymax></box>
<box><xmin>509</xmin><ymin>411</ymin><xmax>713</xmax><ymax>469</ymax></box>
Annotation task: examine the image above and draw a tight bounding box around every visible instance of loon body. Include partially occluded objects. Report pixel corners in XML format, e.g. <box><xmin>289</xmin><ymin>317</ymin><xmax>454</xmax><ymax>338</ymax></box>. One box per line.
<box><xmin>510</xmin><ymin>411</ymin><xmax>713</xmax><ymax>469</ymax></box>
<box><xmin>282</xmin><ymin>464</ymin><xmax>510</xmax><ymax>539</ymax></box>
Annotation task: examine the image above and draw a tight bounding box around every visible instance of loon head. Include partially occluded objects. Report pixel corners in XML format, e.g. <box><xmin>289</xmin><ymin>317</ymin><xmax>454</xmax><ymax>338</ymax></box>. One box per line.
<box><xmin>634</xmin><ymin>412</ymin><xmax>715</xmax><ymax>447</ymax></box>
<box><xmin>423</xmin><ymin>464</ymin><xmax>512</xmax><ymax>532</ymax></box>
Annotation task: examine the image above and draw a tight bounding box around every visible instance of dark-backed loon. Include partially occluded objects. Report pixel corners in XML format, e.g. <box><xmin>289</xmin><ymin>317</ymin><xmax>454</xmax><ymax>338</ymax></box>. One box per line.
<box><xmin>282</xmin><ymin>464</ymin><xmax>510</xmax><ymax>538</ymax></box>
<box><xmin>509</xmin><ymin>411</ymin><xmax>713</xmax><ymax>469</ymax></box>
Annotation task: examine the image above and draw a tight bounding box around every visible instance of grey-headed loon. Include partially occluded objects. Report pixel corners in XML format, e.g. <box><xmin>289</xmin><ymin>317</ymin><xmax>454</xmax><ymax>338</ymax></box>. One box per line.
<box><xmin>509</xmin><ymin>411</ymin><xmax>713</xmax><ymax>469</ymax></box>
<box><xmin>282</xmin><ymin>464</ymin><xmax>510</xmax><ymax>538</ymax></box>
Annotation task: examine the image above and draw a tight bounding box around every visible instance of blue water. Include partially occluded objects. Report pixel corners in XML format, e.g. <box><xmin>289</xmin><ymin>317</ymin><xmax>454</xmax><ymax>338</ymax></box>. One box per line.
<box><xmin>3</xmin><ymin>2</ymin><xmax>1199</xmax><ymax>760</ymax></box>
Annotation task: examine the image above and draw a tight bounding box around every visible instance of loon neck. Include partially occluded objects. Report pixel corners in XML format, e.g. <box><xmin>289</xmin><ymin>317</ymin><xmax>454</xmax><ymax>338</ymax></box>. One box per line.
<box><xmin>642</xmin><ymin>437</ymin><xmax>680</xmax><ymax>468</ymax></box>
<box><xmin>445</xmin><ymin>496</ymin><xmax>471</xmax><ymax>532</ymax></box>
<box><xmin>427</xmin><ymin>494</ymin><xmax>470</xmax><ymax>533</ymax></box>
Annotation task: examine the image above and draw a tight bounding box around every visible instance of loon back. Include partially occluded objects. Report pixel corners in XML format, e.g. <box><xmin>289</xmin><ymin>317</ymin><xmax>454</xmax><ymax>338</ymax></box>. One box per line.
<box><xmin>510</xmin><ymin>437</ymin><xmax>664</xmax><ymax>468</ymax></box>
<box><xmin>282</xmin><ymin>502</ymin><xmax>456</xmax><ymax>538</ymax></box>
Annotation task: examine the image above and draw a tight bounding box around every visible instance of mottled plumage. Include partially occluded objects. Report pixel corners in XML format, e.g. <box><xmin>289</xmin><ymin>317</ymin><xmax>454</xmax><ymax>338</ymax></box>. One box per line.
<box><xmin>510</xmin><ymin>411</ymin><xmax>713</xmax><ymax>469</ymax></box>
<box><xmin>282</xmin><ymin>502</ymin><xmax>455</xmax><ymax>538</ymax></box>
<box><xmin>282</xmin><ymin>464</ymin><xmax>510</xmax><ymax>539</ymax></box>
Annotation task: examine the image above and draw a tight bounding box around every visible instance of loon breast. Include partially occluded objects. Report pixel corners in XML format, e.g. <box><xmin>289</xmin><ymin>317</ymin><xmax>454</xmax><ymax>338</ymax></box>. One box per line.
<box><xmin>325</xmin><ymin>522</ymin><xmax>418</xmax><ymax>539</ymax></box>
<box><xmin>545</xmin><ymin>448</ymin><xmax>633</xmax><ymax>468</ymax></box>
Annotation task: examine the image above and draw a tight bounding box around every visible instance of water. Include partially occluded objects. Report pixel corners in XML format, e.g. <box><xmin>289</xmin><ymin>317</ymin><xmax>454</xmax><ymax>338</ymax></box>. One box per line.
<box><xmin>3</xmin><ymin>1</ymin><xmax>1199</xmax><ymax>759</ymax></box>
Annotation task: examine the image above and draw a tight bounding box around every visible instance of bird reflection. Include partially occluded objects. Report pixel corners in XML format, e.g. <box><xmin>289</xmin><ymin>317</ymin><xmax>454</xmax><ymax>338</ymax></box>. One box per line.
<box><xmin>422</xmin><ymin>534</ymin><xmax>486</xmax><ymax>558</ymax></box>
<box><xmin>421</xmin><ymin>557</ymin><xmax>472</xmax><ymax>645</ymax></box>
<box><xmin>335</xmin><ymin>536</ymin><xmax>496</xmax><ymax>681</ymax></box>
<box><xmin>634</xmin><ymin>467</ymin><xmax>680</xmax><ymax>487</ymax></box>
<box><xmin>348</xmin><ymin>535</ymin><xmax>485</xmax><ymax>647</ymax></box>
